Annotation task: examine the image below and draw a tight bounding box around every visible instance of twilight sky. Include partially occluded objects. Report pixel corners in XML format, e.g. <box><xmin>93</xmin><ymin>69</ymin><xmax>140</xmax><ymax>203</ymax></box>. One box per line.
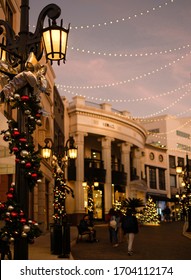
<box><xmin>29</xmin><ymin>0</ymin><xmax>191</xmax><ymax>119</ymax></box>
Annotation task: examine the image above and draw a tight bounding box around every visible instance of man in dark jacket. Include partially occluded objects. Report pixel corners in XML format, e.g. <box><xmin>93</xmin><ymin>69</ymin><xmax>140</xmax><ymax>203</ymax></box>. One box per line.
<box><xmin>78</xmin><ymin>214</ymin><xmax>98</xmax><ymax>242</ymax></box>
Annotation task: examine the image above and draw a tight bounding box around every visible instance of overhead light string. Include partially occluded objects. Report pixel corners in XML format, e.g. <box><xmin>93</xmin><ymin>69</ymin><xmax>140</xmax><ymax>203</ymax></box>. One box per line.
<box><xmin>56</xmin><ymin>51</ymin><xmax>191</xmax><ymax>91</ymax></box>
<box><xmin>70</xmin><ymin>1</ymin><xmax>175</xmax><ymax>31</ymax></box>
<box><xmin>69</xmin><ymin>43</ymin><xmax>190</xmax><ymax>58</ymax></box>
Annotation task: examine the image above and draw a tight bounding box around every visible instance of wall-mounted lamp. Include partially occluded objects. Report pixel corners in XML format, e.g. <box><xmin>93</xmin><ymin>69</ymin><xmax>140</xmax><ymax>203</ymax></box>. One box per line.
<box><xmin>65</xmin><ymin>136</ymin><xmax>77</xmax><ymax>159</ymax></box>
<box><xmin>42</xmin><ymin>138</ymin><xmax>53</xmax><ymax>159</ymax></box>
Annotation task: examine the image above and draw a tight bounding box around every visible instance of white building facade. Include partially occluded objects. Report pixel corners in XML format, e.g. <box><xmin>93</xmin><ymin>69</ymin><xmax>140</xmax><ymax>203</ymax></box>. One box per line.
<box><xmin>66</xmin><ymin>96</ymin><xmax>148</xmax><ymax>222</ymax></box>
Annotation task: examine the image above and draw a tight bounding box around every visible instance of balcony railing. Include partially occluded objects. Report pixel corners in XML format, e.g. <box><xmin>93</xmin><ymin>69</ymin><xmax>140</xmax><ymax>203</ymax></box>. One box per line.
<box><xmin>84</xmin><ymin>158</ymin><xmax>106</xmax><ymax>183</ymax></box>
<box><xmin>111</xmin><ymin>162</ymin><xmax>127</xmax><ymax>186</ymax></box>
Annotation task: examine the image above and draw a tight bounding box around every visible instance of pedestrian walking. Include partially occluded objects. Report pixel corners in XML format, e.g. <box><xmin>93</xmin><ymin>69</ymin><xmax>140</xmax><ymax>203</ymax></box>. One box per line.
<box><xmin>121</xmin><ymin>208</ymin><xmax>139</xmax><ymax>256</ymax></box>
<box><xmin>107</xmin><ymin>208</ymin><xmax>120</xmax><ymax>247</ymax></box>
<box><xmin>162</xmin><ymin>205</ymin><xmax>171</xmax><ymax>222</ymax></box>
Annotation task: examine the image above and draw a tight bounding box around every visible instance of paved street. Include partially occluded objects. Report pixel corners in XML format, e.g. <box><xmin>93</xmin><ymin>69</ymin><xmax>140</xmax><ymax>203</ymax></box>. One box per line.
<box><xmin>71</xmin><ymin>221</ymin><xmax>191</xmax><ymax>260</ymax></box>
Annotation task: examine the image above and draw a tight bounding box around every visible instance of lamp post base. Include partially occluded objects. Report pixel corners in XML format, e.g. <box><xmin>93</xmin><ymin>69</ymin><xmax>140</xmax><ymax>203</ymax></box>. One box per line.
<box><xmin>58</xmin><ymin>253</ymin><xmax>70</xmax><ymax>259</ymax></box>
<box><xmin>14</xmin><ymin>238</ymin><xmax>28</xmax><ymax>260</ymax></box>
<box><xmin>50</xmin><ymin>223</ymin><xmax>71</xmax><ymax>256</ymax></box>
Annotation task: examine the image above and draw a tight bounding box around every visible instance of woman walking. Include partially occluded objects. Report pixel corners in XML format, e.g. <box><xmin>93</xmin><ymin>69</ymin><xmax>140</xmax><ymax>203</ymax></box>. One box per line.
<box><xmin>121</xmin><ymin>208</ymin><xmax>139</xmax><ymax>256</ymax></box>
<box><xmin>107</xmin><ymin>208</ymin><xmax>120</xmax><ymax>247</ymax></box>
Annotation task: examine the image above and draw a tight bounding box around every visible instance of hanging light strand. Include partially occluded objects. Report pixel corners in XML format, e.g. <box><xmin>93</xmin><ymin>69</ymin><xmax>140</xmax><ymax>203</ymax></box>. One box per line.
<box><xmin>57</xmin><ymin>83</ymin><xmax>191</xmax><ymax>104</ymax></box>
<box><xmin>147</xmin><ymin>118</ymin><xmax>191</xmax><ymax>136</ymax></box>
<box><xmin>132</xmin><ymin>89</ymin><xmax>191</xmax><ymax>119</ymax></box>
<box><xmin>69</xmin><ymin>43</ymin><xmax>190</xmax><ymax>58</ymax></box>
<box><xmin>138</xmin><ymin>107</ymin><xmax>191</xmax><ymax>123</ymax></box>
<box><xmin>56</xmin><ymin>51</ymin><xmax>191</xmax><ymax>91</ymax></box>
<box><xmin>70</xmin><ymin>1</ymin><xmax>174</xmax><ymax>31</ymax></box>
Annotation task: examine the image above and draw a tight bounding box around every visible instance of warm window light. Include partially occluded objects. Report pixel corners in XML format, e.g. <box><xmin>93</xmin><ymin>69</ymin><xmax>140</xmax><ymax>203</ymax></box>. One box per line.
<box><xmin>43</xmin><ymin>19</ymin><xmax>70</xmax><ymax>64</ymax></box>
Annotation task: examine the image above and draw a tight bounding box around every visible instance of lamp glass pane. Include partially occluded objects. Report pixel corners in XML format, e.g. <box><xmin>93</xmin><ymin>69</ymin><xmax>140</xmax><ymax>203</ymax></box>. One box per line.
<box><xmin>43</xmin><ymin>30</ymin><xmax>51</xmax><ymax>52</ymax></box>
<box><xmin>68</xmin><ymin>148</ymin><xmax>77</xmax><ymax>159</ymax></box>
<box><xmin>42</xmin><ymin>147</ymin><xmax>51</xmax><ymax>159</ymax></box>
<box><xmin>43</xmin><ymin>29</ymin><xmax>68</xmax><ymax>61</ymax></box>
<box><xmin>0</xmin><ymin>48</ymin><xmax>6</xmax><ymax>61</ymax></box>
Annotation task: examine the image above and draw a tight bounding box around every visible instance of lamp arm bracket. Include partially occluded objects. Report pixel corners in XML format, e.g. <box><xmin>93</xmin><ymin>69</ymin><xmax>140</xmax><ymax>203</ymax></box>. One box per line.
<box><xmin>0</xmin><ymin>20</ymin><xmax>16</xmax><ymax>46</ymax></box>
<box><xmin>33</xmin><ymin>4</ymin><xmax>61</xmax><ymax>40</ymax></box>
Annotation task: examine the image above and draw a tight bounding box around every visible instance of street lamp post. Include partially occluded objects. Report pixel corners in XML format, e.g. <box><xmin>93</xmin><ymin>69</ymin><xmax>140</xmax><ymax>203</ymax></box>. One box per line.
<box><xmin>0</xmin><ymin>0</ymin><xmax>69</xmax><ymax>259</ymax></box>
<box><xmin>42</xmin><ymin>136</ymin><xmax>77</xmax><ymax>258</ymax></box>
<box><xmin>176</xmin><ymin>155</ymin><xmax>191</xmax><ymax>232</ymax></box>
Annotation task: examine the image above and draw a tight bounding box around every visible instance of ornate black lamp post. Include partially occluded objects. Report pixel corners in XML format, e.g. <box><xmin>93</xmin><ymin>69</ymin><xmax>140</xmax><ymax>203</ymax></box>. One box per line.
<box><xmin>42</xmin><ymin>136</ymin><xmax>77</xmax><ymax>258</ymax></box>
<box><xmin>176</xmin><ymin>155</ymin><xmax>191</xmax><ymax>231</ymax></box>
<box><xmin>0</xmin><ymin>0</ymin><xmax>69</xmax><ymax>259</ymax></box>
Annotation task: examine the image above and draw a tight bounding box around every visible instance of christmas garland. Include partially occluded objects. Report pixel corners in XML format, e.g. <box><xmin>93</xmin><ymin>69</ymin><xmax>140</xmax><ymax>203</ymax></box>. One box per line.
<box><xmin>0</xmin><ymin>54</ymin><xmax>49</xmax><ymax>249</ymax></box>
<box><xmin>0</xmin><ymin>183</ymin><xmax>41</xmax><ymax>245</ymax></box>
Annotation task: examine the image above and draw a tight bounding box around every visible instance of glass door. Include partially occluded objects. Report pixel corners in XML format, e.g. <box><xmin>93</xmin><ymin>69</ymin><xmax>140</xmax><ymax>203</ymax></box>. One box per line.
<box><xmin>93</xmin><ymin>184</ymin><xmax>104</xmax><ymax>220</ymax></box>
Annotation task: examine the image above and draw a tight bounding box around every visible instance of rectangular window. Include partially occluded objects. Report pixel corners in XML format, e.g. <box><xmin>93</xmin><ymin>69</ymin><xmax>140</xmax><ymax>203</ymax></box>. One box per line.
<box><xmin>91</xmin><ymin>150</ymin><xmax>101</xmax><ymax>160</ymax></box>
<box><xmin>159</xmin><ymin>168</ymin><xmax>166</xmax><ymax>190</ymax></box>
<box><xmin>149</xmin><ymin>167</ymin><xmax>157</xmax><ymax>189</ymax></box>
<box><xmin>177</xmin><ymin>143</ymin><xmax>191</xmax><ymax>152</ymax></box>
<box><xmin>177</xmin><ymin>157</ymin><xmax>184</xmax><ymax>168</ymax></box>
<box><xmin>148</xmin><ymin>128</ymin><xmax>160</xmax><ymax>133</ymax></box>
<box><xmin>176</xmin><ymin>130</ymin><xmax>190</xmax><ymax>139</ymax></box>
<box><xmin>170</xmin><ymin>174</ymin><xmax>177</xmax><ymax>188</ymax></box>
<box><xmin>169</xmin><ymin>155</ymin><xmax>176</xmax><ymax>168</ymax></box>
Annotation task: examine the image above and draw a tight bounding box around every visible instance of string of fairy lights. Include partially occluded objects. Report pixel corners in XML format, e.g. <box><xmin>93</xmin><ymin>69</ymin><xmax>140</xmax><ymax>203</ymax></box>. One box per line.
<box><xmin>29</xmin><ymin>0</ymin><xmax>174</xmax><ymax>31</ymax></box>
<box><xmin>31</xmin><ymin>0</ymin><xmax>189</xmax><ymax>136</ymax></box>
<box><xmin>69</xmin><ymin>44</ymin><xmax>190</xmax><ymax>58</ymax></box>
<box><xmin>70</xmin><ymin>0</ymin><xmax>174</xmax><ymax>30</ymax></box>
<box><xmin>56</xmin><ymin>50</ymin><xmax>191</xmax><ymax>94</ymax></box>
<box><xmin>65</xmin><ymin>0</ymin><xmax>189</xmax><ymax>154</ymax></box>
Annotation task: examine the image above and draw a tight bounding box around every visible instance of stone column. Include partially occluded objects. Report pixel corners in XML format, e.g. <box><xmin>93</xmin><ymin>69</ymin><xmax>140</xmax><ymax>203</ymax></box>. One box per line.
<box><xmin>121</xmin><ymin>142</ymin><xmax>131</xmax><ymax>198</ymax></box>
<box><xmin>101</xmin><ymin>136</ymin><xmax>113</xmax><ymax>214</ymax></box>
<box><xmin>74</xmin><ymin>132</ymin><xmax>87</xmax><ymax>215</ymax></box>
<box><xmin>133</xmin><ymin>148</ymin><xmax>144</xmax><ymax>179</ymax></box>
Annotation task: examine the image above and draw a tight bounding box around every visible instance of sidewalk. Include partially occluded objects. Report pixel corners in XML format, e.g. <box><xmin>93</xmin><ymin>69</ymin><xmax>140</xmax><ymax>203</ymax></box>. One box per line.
<box><xmin>28</xmin><ymin>226</ymin><xmax>78</xmax><ymax>260</ymax></box>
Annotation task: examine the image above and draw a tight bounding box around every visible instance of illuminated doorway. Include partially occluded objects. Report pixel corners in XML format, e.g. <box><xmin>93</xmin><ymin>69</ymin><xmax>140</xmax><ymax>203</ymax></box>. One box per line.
<box><xmin>84</xmin><ymin>184</ymin><xmax>104</xmax><ymax>220</ymax></box>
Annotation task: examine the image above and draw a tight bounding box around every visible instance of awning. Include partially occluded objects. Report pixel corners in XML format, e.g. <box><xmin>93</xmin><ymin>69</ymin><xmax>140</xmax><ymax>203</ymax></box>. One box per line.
<box><xmin>129</xmin><ymin>180</ymin><xmax>147</xmax><ymax>192</ymax></box>
<box><xmin>147</xmin><ymin>192</ymin><xmax>170</xmax><ymax>201</ymax></box>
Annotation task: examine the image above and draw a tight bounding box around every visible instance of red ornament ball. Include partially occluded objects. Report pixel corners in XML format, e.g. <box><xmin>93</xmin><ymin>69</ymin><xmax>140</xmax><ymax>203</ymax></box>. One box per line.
<box><xmin>25</xmin><ymin>162</ymin><xmax>32</xmax><ymax>168</ymax></box>
<box><xmin>21</xmin><ymin>95</ymin><xmax>29</xmax><ymax>101</ymax></box>
<box><xmin>7</xmin><ymin>193</ymin><xmax>13</xmax><ymax>199</ymax></box>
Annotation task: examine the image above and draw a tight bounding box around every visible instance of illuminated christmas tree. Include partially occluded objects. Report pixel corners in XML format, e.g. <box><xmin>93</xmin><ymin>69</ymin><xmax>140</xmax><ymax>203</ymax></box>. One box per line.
<box><xmin>51</xmin><ymin>155</ymin><xmax>74</xmax><ymax>223</ymax></box>
<box><xmin>141</xmin><ymin>197</ymin><xmax>160</xmax><ymax>225</ymax></box>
